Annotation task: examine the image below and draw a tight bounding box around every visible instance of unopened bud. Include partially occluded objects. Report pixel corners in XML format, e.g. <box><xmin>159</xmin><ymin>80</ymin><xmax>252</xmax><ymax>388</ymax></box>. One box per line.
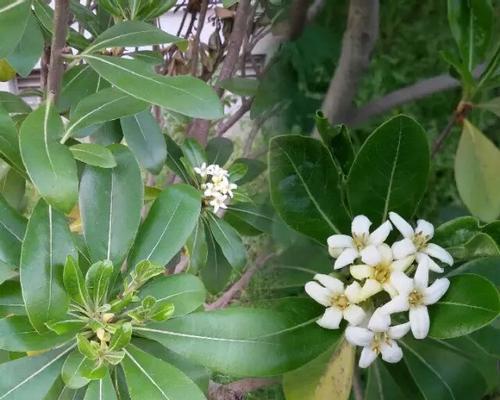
<box><xmin>102</xmin><ymin>313</ymin><xmax>115</xmax><ymax>323</ymax></box>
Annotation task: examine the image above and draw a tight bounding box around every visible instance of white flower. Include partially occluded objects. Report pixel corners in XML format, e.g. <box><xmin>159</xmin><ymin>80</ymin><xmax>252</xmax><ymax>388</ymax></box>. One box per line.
<box><xmin>305</xmin><ymin>274</ymin><xmax>366</xmax><ymax>329</ymax></box>
<box><xmin>345</xmin><ymin>321</ymin><xmax>411</xmax><ymax>368</ymax></box>
<box><xmin>327</xmin><ymin>215</ymin><xmax>393</xmax><ymax>270</ymax></box>
<box><xmin>380</xmin><ymin>257</ymin><xmax>450</xmax><ymax>339</ymax></box>
<box><xmin>350</xmin><ymin>244</ymin><xmax>413</xmax><ymax>300</ymax></box>
<box><xmin>209</xmin><ymin>193</ymin><xmax>228</xmax><ymax>213</ymax></box>
<box><xmin>389</xmin><ymin>212</ymin><xmax>453</xmax><ymax>273</ymax></box>
<box><xmin>194</xmin><ymin>163</ymin><xmax>237</xmax><ymax>213</ymax></box>
<box><xmin>194</xmin><ymin>162</ymin><xmax>208</xmax><ymax>177</ymax></box>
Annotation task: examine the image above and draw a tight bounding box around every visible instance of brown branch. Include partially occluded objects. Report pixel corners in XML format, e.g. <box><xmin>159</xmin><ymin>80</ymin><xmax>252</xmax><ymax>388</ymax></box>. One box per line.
<box><xmin>288</xmin><ymin>0</ymin><xmax>312</xmax><ymax>40</ymax></box>
<box><xmin>320</xmin><ymin>0</ymin><xmax>379</xmax><ymax>124</ymax></box>
<box><xmin>431</xmin><ymin>101</ymin><xmax>472</xmax><ymax>157</ymax></box>
<box><xmin>206</xmin><ymin>252</ymin><xmax>274</xmax><ymax>310</ymax></box>
<box><xmin>208</xmin><ymin>378</ymin><xmax>280</xmax><ymax>400</ymax></box>
<box><xmin>217</xmin><ymin>98</ymin><xmax>253</xmax><ymax>136</ymax></box>
<box><xmin>47</xmin><ymin>0</ymin><xmax>71</xmax><ymax>103</ymax></box>
<box><xmin>190</xmin><ymin>0</ymin><xmax>209</xmax><ymax>76</ymax></box>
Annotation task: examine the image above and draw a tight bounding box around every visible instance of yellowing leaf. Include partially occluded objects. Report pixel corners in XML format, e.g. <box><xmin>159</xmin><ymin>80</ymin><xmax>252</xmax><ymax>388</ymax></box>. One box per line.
<box><xmin>455</xmin><ymin>120</ymin><xmax>500</xmax><ymax>222</ymax></box>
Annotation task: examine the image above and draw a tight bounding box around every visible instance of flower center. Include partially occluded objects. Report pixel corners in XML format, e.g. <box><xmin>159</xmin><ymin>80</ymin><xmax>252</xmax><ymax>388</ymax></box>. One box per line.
<box><xmin>408</xmin><ymin>289</ymin><xmax>424</xmax><ymax>306</ymax></box>
<box><xmin>371</xmin><ymin>332</ymin><xmax>390</xmax><ymax>354</ymax></box>
<box><xmin>331</xmin><ymin>294</ymin><xmax>349</xmax><ymax>310</ymax></box>
<box><xmin>352</xmin><ymin>234</ymin><xmax>367</xmax><ymax>250</ymax></box>
<box><xmin>413</xmin><ymin>232</ymin><xmax>429</xmax><ymax>250</ymax></box>
<box><xmin>373</xmin><ymin>263</ymin><xmax>391</xmax><ymax>284</ymax></box>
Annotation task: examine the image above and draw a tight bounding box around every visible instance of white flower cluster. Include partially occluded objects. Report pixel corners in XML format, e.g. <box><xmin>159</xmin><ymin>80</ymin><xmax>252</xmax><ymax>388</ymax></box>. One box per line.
<box><xmin>305</xmin><ymin>212</ymin><xmax>453</xmax><ymax>368</ymax></box>
<box><xmin>194</xmin><ymin>163</ymin><xmax>237</xmax><ymax>213</ymax></box>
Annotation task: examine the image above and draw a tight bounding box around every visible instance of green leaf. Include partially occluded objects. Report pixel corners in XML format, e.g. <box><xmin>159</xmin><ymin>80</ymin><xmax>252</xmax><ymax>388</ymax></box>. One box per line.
<box><xmin>207</xmin><ymin>214</ymin><xmax>246</xmax><ymax>270</ymax></box>
<box><xmin>80</xmin><ymin>145</ymin><xmax>143</xmax><ymax>268</ymax></box>
<box><xmin>206</xmin><ymin>137</ymin><xmax>233</xmax><ymax>166</ymax></box>
<box><xmin>200</xmin><ymin>227</ymin><xmax>232</xmax><ymax>294</ymax></box>
<box><xmin>84</xmin><ymin>55</ymin><xmax>223</xmax><ymax>119</ymax></box>
<box><xmin>128</xmin><ymin>184</ymin><xmax>201</xmax><ymax>269</ymax></box>
<box><xmin>224</xmin><ymin>202</ymin><xmax>273</xmax><ymax>236</ymax></box>
<box><xmin>6</xmin><ymin>13</ymin><xmax>43</xmax><ymax>78</ymax></box>
<box><xmin>122</xmin><ymin>345</ymin><xmax>206</xmax><ymax>400</ymax></box>
<box><xmin>43</xmin><ymin>377</ymin><xmax>85</xmax><ymax>400</ymax></box>
<box><xmin>67</xmin><ymin>88</ymin><xmax>149</xmax><ymax>139</ymax></box>
<box><xmin>365</xmin><ymin>360</ymin><xmax>418</xmax><ymax>400</ymax></box>
<box><xmin>85</xmin><ymin>260</ymin><xmax>114</xmax><ymax>307</ymax></box>
<box><xmin>19</xmin><ymin>103</ymin><xmax>78</xmax><ymax>213</ymax></box>
<box><xmin>69</xmin><ymin>0</ymin><xmax>100</xmax><ymax>37</ymax></box>
<box><xmin>70</xmin><ymin>143</ymin><xmax>117</xmax><ymax>168</ymax></box>
<box><xmin>90</xmin><ymin>120</ymin><xmax>123</xmax><ymax>146</ymax></box>
<box><xmin>181</xmin><ymin>138</ymin><xmax>206</xmax><ymax>169</ymax></box>
<box><xmin>455</xmin><ymin>120</ymin><xmax>500</xmax><ymax>222</ymax></box>
<box><xmin>0</xmin><ymin>0</ymin><xmax>31</xmax><ymax>58</ymax></box>
<box><xmin>347</xmin><ymin>115</ymin><xmax>430</xmax><ymax>225</ymax></box>
<box><xmin>219</xmin><ymin>77</ymin><xmax>259</xmax><ymax>97</ymax></box>
<box><xmin>83</xmin><ymin>371</ymin><xmax>117</xmax><ymax>400</ymax></box>
<box><xmin>227</xmin><ymin>163</ymin><xmax>247</xmax><ymax>182</ymax></box>
<box><xmin>0</xmin><ymin>106</ymin><xmax>26</xmax><ymax>176</ymax></box>
<box><xmin>109</xmin><ymin>322</ymin><xmax>132</xmax><ymax>351</ymax></box>
<box><xmin>0</xmin><ymin>261</ymin><xmax>17</xmax><ymax>285</ymax></box>
<box><xmin>61</xmin><ymin>350</ymin><xmax>90</xmax><ymax>389</ymax></box>
<box><xmin>283</xmin><ymin>340</ymin><xmax>354</xmax><ymax>400</ymax></box>
<box><xmin>138</xmin><ymin>274</ymin><xmax>206</xmax><ymax>318</ymax></box>
<box><xmin>269</xmin><ymin>135</ymin><xmax>350</xmax><ymax>242</ymax></box>
<box><xmin>20</xmin><ymin>200</ymin><xmax>77</xmax><ymax>332</ymax></box>
<box><xmin>46</xmin><ymin>319</ymin><xmax>86</xmax><ymax>335</ymax></box>
<box><xmin>448</xmin><ymin>256</ymin><xmax>500</xmax><ymax>286</ymax></box>
<box><xmin>185</xmin><ymin>222</ymin><xmax>207</xmax><ymax>274</ymax></box>
<box><xmin>476</xmin><ymin>97</ymin><xmax>500</xmax><ymax>117</ymax></box>
<box><xmin>232</xmin><ymin>158</ymin><xmax>266</xmax><ymax>185</ymax></box>
<box><xmin>0</xmin><ymin>281</ymin><xmax>25</xmax><ymax>316</ymax></box>
<box><xmin>135</xmin><ymin>297</ymin><xmax>341</xmax><ymax>377</ymax></box>
<box><xmin>164</xmin><ymin>135</ymin><xmax>190</xmax><ymax>181</ymax></box>
<box><xmin>63</xmin><ymin>255</ymin><xmax>91</xmax><ymax>309</ymax></box>
<box><xmin>429</xmin><ymin>273</ymin><xmax>500</xmax><ymax>339</ymax></box>
<box><xmin>0</xmin><ymin>193</ymin><xmax>26</xmax><ymax>266</ymax></box>
<box><xmin>120</xmin><ymin>110</ymin><xmax>166</xmax><ymax>174</ymax></box>
<box><xmin>0</xmin><ymin>345</ymin><xmax>73</xmax><ymax>400</ymax></box>
<box><xmin>0</xmin><ymin>315</ymin><xmax>76</xmax><ymax>352</ymax></box>
<box><xmin>85</xmin><ymin>20</ymin><xmax>186</xmax><ymax>54</ymax></box>
<box><xmin>0</xmin><ymin>92</ymin><xmax>31</xmax><ymax>114</ymax></box>
<box><xmin>0</xmin><ymin>168</ymin><xmax>26</xmax><ymax>212</ymax></box>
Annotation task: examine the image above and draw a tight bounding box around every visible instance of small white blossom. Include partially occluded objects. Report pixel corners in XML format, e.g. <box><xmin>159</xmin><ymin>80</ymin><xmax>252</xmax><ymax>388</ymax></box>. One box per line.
<box><xmin>327</xmin><ymin>215</ymin><xmax>393</xmax><ymax>270</ymax></box>
<box><xmin>350</xmin><ymin>244</ymin><xmax>413</xmax><ymax>300</ymax></box>
<box><xmin>345</xmin><ymin>320</ymin><xmax>411</xmax><ymax>368</ymax></box>
<box><xmin>305</xmin><ymin>274</ymin><xmax>366</xmax><ymax>329</ymax></box>
<box><xmin>379</xmin><ymin>257</ymin><xmax>450</xmax><ymax>339</ymax></box>
<box><xmin>389</xmin><ymin>212</ymin><xmax>453</xmax><ymax>273</ymax></box>
<box><xmin>194</xmin><ymin>163</ymin><xmax>237</xmax><ymax>213</ymax></box>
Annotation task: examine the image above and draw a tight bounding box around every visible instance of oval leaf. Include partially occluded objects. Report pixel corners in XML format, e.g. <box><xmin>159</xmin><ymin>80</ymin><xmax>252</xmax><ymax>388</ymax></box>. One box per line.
<box><xmin>69</xmin><ymin>143</ymin><xmax>117</xmax><ymax>168</ymax></box>
<box><xmin>83</xmin><ymin>370</ymin><xmax>117</xmax><ymax>400</ymax></box>
<box><xmin>0</xmin><ymin>193</ymin><xmax>26</xmax><ymax>266</ymax></box>
<box><xmin>0</xmin><ymin>106</ymin><xmax>25</xmax><ymax>175</ymax></box>
<box><xmin>0</xmin><ymin>0</ymin><xmax>31</xmax><ymax>58</ymax></box>
<box><xmin>207</xmin><ymin>214</ymin><xmax>246</xmax><ymax>270</ymax></box>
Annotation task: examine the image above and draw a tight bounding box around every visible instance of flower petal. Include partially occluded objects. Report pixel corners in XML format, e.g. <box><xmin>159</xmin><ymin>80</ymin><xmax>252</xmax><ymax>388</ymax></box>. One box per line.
<box><xmin>409</xmin><ymin>305</ymin><xmax>430</xmax><ymax>339</ymax></box>
<box><xmin>380</xmin><ymin>340</ymin><xmax>404</xmax><ymax>363</ymax></box>
<box><xmin>343</xmin><ymin>304</ymin><xmax>366</xmax><ymax>326</ymax></box>
<box><xmin>327</xmin><ymin>234</ymin><xmax>354</xmax><ymax>250</ymax></box>
<box><xmin>368</xmin><ymin>308</ymin><xmax>391</xmax><ymax>332</ymax></box>
<box><xmin>359</xmin><ymin>347</ymin><xmax>378</xmax><ymax>368</ymax></box>
<box><xmin>360</xmin><ymin>279</ymin><xmax>383</xmax><ymax>300</ymax></box>
<box><xmin>345</xmin><ymin>326</ymin><xmax>374</xmax><ymax>347</ymax></box>
<box><xmin>389</xmin><ymin>212</ymin><xmax>414</xmax><ymax>238</ymax></box>
<box><xmin>423</xmin><ymin>278</ymin><xmax>450</xmax><ymax>305</ymax></box>
<box><xmin>413</xmin><ymin>257</ymin><xmax>429</xmax><ymax>290</ymax></box>
<box><xmin>369</xmin><ymin>220</ymin><xmax>393</xmax><ymax>245</ymax></box>
<box><xmin>390</xmin><ymin>271</ymin><xmax>414</xmax><ymax>294</ymax></box>
<box><xmin>360</xmin><ymin>245</ymin><xmax>382</xmax><ymax>266</ymax></box>
<box><xmin>388</xmin><ymin>322</ymin><xmax>411</xmax><ymax>339</ymax></box>
<box><xmin>390</xmin><ymin>255</ymin><xmax>414</xmax><ymax>272</ymax></box>
<box><xmin>378</xmin><ymin>243</ymin><xmax>393</xmax><ymax>264</ymax></box>
<box><xmin>381</xmin><ymin>295</ymin><xmax>410</xmax><ymax>314</ymax></box>
<box><xmin>329</xmin><ymin>247</ymin><xmax>344</xmax><ymax>258</ymax></box>
<box><xmin>415</xmin><ymin>219</ymin><xmax>434</xmax><ymax>239</ymax></box>
<box><xmin>314</xmin><ymin>274</ymin><xmax>344</xmax><ymax>294</ymax></box>
<box><xmin>423</xmin><ymin>243</ymin><xmax>454</xmax><ymax>266</ymax></box>
<box><xmin>305</xmin><ymin>281</ymin><xmax>331</xmax><ymax>307</ymax></box>
<box><xmin>344</xmin><ymin>281</ymin><xmax>363</xmax><ymax>303</ymax></box>
<box><xmin>316</xmin><ymin>307</ymin><xmax>343</xmax><ymax>329</ymax></box>
<box><xmin>350</xmin><ymin>264</ymin><xmax>372</xmax><ymax>280</ymax></box>
<box><xmin>334</xmin><ymin>248</ymin><xmax>358</xmax><ymax>270</ymax></box>
<box><xmin>351</xmin><ymin>215</ymin><xmax>372</xmax><ymax>237</ymax></box>
<box><xmin>392</xmin><ymin>238</ymin><xmax>417</xmax><ymax>259</ymax></box>
<box><xmin>382</xmin><ymin>282</ymin><xmax>398</xmax><ymax>298</ymax></box>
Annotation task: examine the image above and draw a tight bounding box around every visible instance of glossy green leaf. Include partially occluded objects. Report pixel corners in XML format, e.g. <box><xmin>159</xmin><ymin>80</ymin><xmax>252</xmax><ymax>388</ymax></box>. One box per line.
<box><xmin>70</xmin><ymin>143</ymin><xmax>117</xmax><ymax>168</ymax></box>
<box><xmin>80</xmin><ymin>145</ymin><xmax>143</xmax><ymax>269</ymax></box>
<box><xmin>200</xmin><ymin>227</ymin><xmax>232</xmax><ymax>294</ymax></box>
<box><xmin>0</xmin><ymin>315</ymin><xmax>75</xmax><ymax>352</ymax></box>
<box><xmin>224</xmin><ymin>202</ymin><xmax>273</xmax><ymax>236</ymax></box>
<box><xmin>0</xmin><ymin>168</ymin><xmax>26</xmax><ymax>211</ymax></box>
<box><xmin>123</xmin><ymin>345</ymin><xmax>205</xmax><ymax>400</ymax></box>
<box><xmin>227</xmin><ymin>163</ymin><xmax>247</xmax><ymax>182</ymax></box>
<box><xmin>0</xmin><ymin>106</ymin><xmax>25</xmax><ymax>176</ymax></box>
<box><xmin>347</xmin><ymin>115</ymin><xmax>430</xmax><ymax>225</ymax></box>
<box><xmin>185</xmin><ymin>222</ymin><xmax>207</xmax><ymax>274</ymax></box>
<box><xmin>135</xmin><ymin>298</ymin><xmax>341</xmax><ymax>377</ymax></box>
<box><xmin>181</xmin><ymin>138</ymin><xmax>206</xmax><ymax>169</ymax></box>
<box><xmin>139</xmin><ymin>274</ymin><xmax>206</xmax><ymax>318</ymax></box>
<box><xmin>63</xmin><ymin>255</ymin><xmax>91</xmax><ymax>309</ymax></box>
<box><xmin>206</xmin><ymin>137</ymin><xmax>233</xmax><ymax>166</ymax></box>
<box><xmin>85</xmin><ymin>20</ymin><xmax>186</xmax><ymax>53</ymax></box>
<box><xmin>109</xmin><ymin>322</ymin><xmax>132</xmax><ymax>351</ymax></box>
<box><xmin>67</xmin><ymin>88</ymin><xmax>149</xmax><ymax>139</ymax></box>
<box><xmin>448</xmin><ymin>256</ymin><xmax>500</xmax><ymax>286</ymax></box>
<box><xmin>90</xmin><ymin>120</ymin><xmax>123</xmax><ymax>146</ymax></box>
<box><xmin>0</xmin><ymin>281</ymin><xmax>25</xmax><ymax>316</ymax></box>
<box><xmin>84</xmin><ymin>55</ymin><xmax>223</xmax><ymax>119</ymax></box>
<box><xmin>83</xmin><ymin>371</ymin><xmax>117</xmax><ymax>400</ymax></box>
<box><xmin>429</xmin><ymin>274</ymin><xmax>500</xmax><ymax>339</ymax></box>
<box><xmin>69</xmin><ymin>0</ymin><xmax>100</xmax><ymax>36</ymax></box>
<box><xmin>232</xmin><ymin>158</ymin><xmax>266</xmax><ymax>185</ymax></box>
<box><xmin>0</xmin><ymin>92</ymin><xmax>30</xmax><ymax>114</ymax></box>
<box><xmin>219</xmin><ymin>77</ymin><xmax>259</xmax><ymax>96</ymax></box>
<box><xmin>85</xmin><ymin>260</ymin><xmax>113</xmax><ymax>306</ymax></box>
<box><xmin>455</xmin><ymin>120</ymin><xmax>500</xmax><ymax>222</ymax></box>
<box><xmin>0</xmin><ymin>193</ymin><xmax>26</xmax><ymax>266</ymax></box>
<box><xmin>0</xmin><ymin>0</ymin><xmax>31</xmax><ymax>58</ymax></box>
<box><xmin>20</xmin><ymin>200</ymin><xmax>77</xmax><ymax>332</ymax></box>
<box><xmin>0</xmin><ymin>345</ymin><xmax>73</xmax><ymax>400</ymax></box>
<box><xmin>164</xmin><ymin>135</ymin><xmax>190</xmax><ymax>182</ymax></box>
<box><xmin>61</xmin><ymin>350</ymin><xmax>90</xmax><ymax>389</ymax></box>
<box><xmin>43</xmin><ymin>377</ymin><xmax>85</xmax><ymax>400</ymax></box>
<box><xmin>269</xmin><ymin>135</ymin><xmax>350</xmax><ymax>242</ymax></box>
<box><xmin>46</xmin><ymin>319</ymin><xmax>86</xmax><ymax>335</ymax></box>
<box><xmin>476</xmin><ymin>97</ymin><xmax>500</xmax><ymax>117</ymax></box>
<box><xmin>120</xmin><ymin>110</ymin><xmax>166</xmax><ymax>174</ymax></box>
<box><xmin>207</xmin><ymin>214</ymin><xmax>246</xmax><ymax>270</ymax></box>
<box><xmin>0</xmin><ymin>262</ymin><xmax>17</xmax><ymax>285</ymax></box>
<box><xmin>19</xmin><ymin>103</ymin><xmax>78</xmax><ymax>213</ymax></box>
<box><xmin>6</xmin><ymin>13</ymin><xmax>43</xmax><ymax>78</ymax></box>
<box><xmin>128</xmin><ymin>184</ymin><xmax>201</xmax><ymax>269</ymax></box>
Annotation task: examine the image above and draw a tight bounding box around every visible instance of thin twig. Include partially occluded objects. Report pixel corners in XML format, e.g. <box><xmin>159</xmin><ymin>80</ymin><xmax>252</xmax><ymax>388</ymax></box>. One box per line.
<box><xmin>47</xmin><ymin>0</ymin><xmax>71</xmax><ymax>103</ymax></box>
<box><xmin>431</xmin><ymin>114</ymin><xmax>457</xmax><ymax>158</ymax></box>
<box><xmin>190</xmin><ymin>0</ymin><xmax>209</xmax><ymax>76</ymax></box>
<box><xmin>217</xmin><ymin>98</ymin><xmax>253</xmax><ymax>136</ymax></box>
